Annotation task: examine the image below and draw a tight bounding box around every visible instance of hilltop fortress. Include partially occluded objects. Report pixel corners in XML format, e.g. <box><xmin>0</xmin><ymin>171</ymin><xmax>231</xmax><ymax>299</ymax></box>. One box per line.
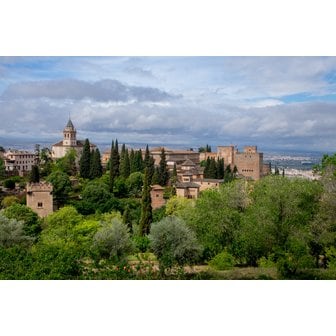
<box><xmin>200</xmin><ymin>145</ymin><xmax>270</xmax><ymax>180</ymax></box>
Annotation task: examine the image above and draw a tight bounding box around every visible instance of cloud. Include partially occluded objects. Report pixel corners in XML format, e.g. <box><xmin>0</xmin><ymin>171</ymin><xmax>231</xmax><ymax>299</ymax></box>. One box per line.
<box><xmin>124</xmin><ymin>66</ymin><xmax>155</xmax><ymax>78</ymax></box>
<box><xmin>1</xmin><ymin>78</ymin><xmax>179</xmax><ymax>103</ymax></box>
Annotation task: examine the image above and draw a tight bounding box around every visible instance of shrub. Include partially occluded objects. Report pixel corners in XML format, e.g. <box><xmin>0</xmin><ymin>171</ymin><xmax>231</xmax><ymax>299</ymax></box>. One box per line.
<box><xmin>92</xmin><ymin>218</ymin><xmax>134</xmax><ymax>262</ymax></box>
<box><xmin>326</xmin><ymin>246</ymin><xmax>336</xmax><ymax>269</ymax></box>
<box><xmin>258</xmin><ymin>255</ymin><xmax>276</xmax><ymax>268</ymax></box>
<box><xmin>133</xmin><ymin>235</ymin><xmax>150</xmax><ymax>253</ymax></box>
<box><xmin>0</xmin><ymin>214</ymin><xmax>33</xmax><ymax>248</ymax></box>
<box><xmin>149</xmin><ymin>216</ymin><xmax>202</xmax><ymax>273</ymax></box>
<box><xmin>208</xmin><ymin>250</ymin><xmax>235</xmax><ymax>270</ymax></box>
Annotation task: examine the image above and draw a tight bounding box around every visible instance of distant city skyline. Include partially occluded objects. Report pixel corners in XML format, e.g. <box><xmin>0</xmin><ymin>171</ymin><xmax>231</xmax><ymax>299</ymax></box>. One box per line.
<box><xmin>1</xmin><ymin>56</ymin><xmax>336</xmax><ymax>152</ymax></box>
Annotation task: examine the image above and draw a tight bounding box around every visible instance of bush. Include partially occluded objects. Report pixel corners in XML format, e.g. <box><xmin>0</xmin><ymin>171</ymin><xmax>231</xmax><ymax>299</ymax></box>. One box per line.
<box><xmin>3</xmin><ymin>179</ymin><xmax>15</xmax><ymax>190</ymax></box>
<box><xmin>0</xmin><ymin>214</ymin><xmax>33</xmax><ymax>248</ymax></box>
<box><xmin>133</xmin><ymin>235</ymin><xmax>150</xmax><ymax>253</ymax></box>
<box><xmin>1</xmin><ymin>196</ymin><xmax>20</xmax><ymax>208</ymax></box>
<box><xmin>92</xmin><ymin>218</ymin><xmax>134</xmax><ymax>262</ymax></box>
<box><xmin>2</xmin><ymin>204</ymin><xmax>41</xmax><ymax>238</ymax></box>
<box><xmin>149</xmin><ymin>216</ymin><xmax>202</xmax><ymax>272</ymax></box>
<box><xmin>208</xmin><ymin>250</ymin><xmax>235</xmax><ymax>270</ymax></box>
<box><xmin>257</xmin><ymin>255</ymin><xmax>276</xmax><ymax>268</ymax></box>
<box><xmin>326</xmin><ymin>246</ymin><xmax>336</xmax><ymax>269</ymax></box>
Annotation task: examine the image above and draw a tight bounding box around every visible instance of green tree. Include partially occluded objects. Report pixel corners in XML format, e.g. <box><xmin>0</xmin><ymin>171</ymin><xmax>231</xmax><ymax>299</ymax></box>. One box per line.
<box><xmin>109</xmin><ymin>139</ymin><xmax>120</xmax><ymax>192</ymax></box>
<box><xmin>0</xmin><ymin>214</ymin><xmax>33</xmax><ymax>248</ymax></box>
<box><xmin>139</xmin><ymin>168</ymin><xmax>152</xmax><ymax>236</ymax></box>
<box><xmin>39</xmin><ymin>147</ymin><xmax>53</xmax><ymax>177</ymax></box>
<box><xmin>144</xmin><ymin>145</ymin><xmax>154</xmax><ymax>181</ymax></box>
<box><xmin>1</xmin><ymin>196</ymin><xmax>20</xmax><ymax>208</ymax></box>
<box><xmin>92</xmin><ymin>217</ymin><xmax>134</xmax><ymax>262</ymax></box>
<box><xmin>199</xmin><ymin>144</ymin><xmax>212</xmax><ymax>153</ymax></box>
<box><xmin>46</xmin><ymin>170</ymin><xmax>72</xmax><ymax>206</ymax></box>
<box><xmin>171</xmin><ymin>163</ymin><xmax>178</xmax><ymax>185</ymax></box>
<box><xmin>120</xmin><ymin>145</ymin><xmax>130</xmax><ymax>179</ymax></box>
<box><xmin>207</xmin><ymin>158</ymin><xmax>217</xmax><ymax>179</ymax></box>
<box><xmin>184</xmin><ymin>180</ymin><xmax>249</xmax><ymax>260</ymax></box>
<box><xmin>90</xmin><ymin>148</ymin><xmax>103</xmax><ymax>179</ymax></box>
<box><xmin>123</xmin><ymin>205</ymin><xmax>132</xmax><ymax>233</ymax></box>
<box><xmin>79</xmin><ymin>139</ymin><xmax>91</xmax><ymax>179</ymax></box>
<box><xmin>151</xmin><ymin>166</ymin><xmax>160</xmax><ymax>185</ymax></box>
<box><xmin>309</xmin><ymin>165</ymin><xmax>336</xmax><ymax>266</ymax></box>
<box><xmin>55</xmin><ymin>148</ymin><xmax>77</xmax><ymax>176</ymax></box>
<box><xmin>159</xmin><ymin>148</ymin><xmax>169</xmax><ymax>186</ymax></box>
<box><xmin>2</xmin><ymin>204</ymin><xmax>41</xmax><ymax>238</ymax></box>
<box><xmin>4</xmin><ymin>178</ymin><xmax>15</xmax><ymax>190</ymax></box>
<box><xmin>126</xmin><ymin>172</ymin><xmax>144</xmax><ymax>198</ymax></box>
<box><xmin>149</xmin><ymin>216</ymin><xmax>202</xmax><ymax>274</ymax></box>
<box><xmin>0</xmin><ymin>158</ymin><xmax>5</xmax><ymax>180</ymax></box>
<box><xmin>29</xmin><ymin>165</ymin><xmax>40</xmax><ymax>183</ymax></box>
<box><xmin>237</xmin><ymin>176</ymin><xmax>321</xmax><ymax>267</ymax></box>
<box><xmin>217</xmin><ymin>158</ymin><xmax>224</xmax><ymax>179</ymax></box>
<box><xmin>77</xmin><ymin>180</ymin><xmax>115</xmax><ymax>215</ymax></box>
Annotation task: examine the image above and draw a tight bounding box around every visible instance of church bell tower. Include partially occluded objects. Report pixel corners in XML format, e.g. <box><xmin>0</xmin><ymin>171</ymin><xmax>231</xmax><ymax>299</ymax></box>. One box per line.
<box><xmin>63</xmin><ymin>118</ymin><xmax>77</xmax><ymax>147</ymax></box>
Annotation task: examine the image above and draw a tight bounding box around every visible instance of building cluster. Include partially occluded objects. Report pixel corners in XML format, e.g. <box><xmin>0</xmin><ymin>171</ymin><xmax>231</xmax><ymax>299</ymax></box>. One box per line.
<box><xmin>2</xmin><ymin>150</ymin><xmax>36</xmax><ymax>176</ymax></box>
<box><xmin>1</xmin><ymin>118</ymin><xmax>270</xmax><ymax>215</ymax></box>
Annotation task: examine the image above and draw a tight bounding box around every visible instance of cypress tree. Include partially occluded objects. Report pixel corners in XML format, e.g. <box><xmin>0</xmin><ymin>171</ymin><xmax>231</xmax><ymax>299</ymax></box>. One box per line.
<box><xmin>90</xmin><ymin>148</ymin><xmax>103</xmax><ymax>179</ymax></box>
<box><xmin>224</xmin><ymin>165</ymin><xmax>233</xmax><ymax>182</ymax></box>
<box><xmin>171</xmin><ymin>162</ymin><xmax>178</xmax><ymax>184</ymax></box>
<box><xmin>129</xmin><ymin>149</ymin><xmax>136</xmax><ymax>173</ymax></box>
<box><xmin>144</xmin><ymin>145</ymin><xmax>150</xmax><ymax>169</ymax></box>
<box><xmin>120</xmin><ymin>146</ymin><xmax>130</xmax><ymax>178</ymax></box>
<box><xmin>159</xmin><ymin>148</ymin><xmax>169</xmax><ymax>186</ymax></box>
<box><xmin>204</xmin><ymin>157</ymin><xmax>211</xmax><ymax>178</ymax></box>
<box><xmin>274</xmin><ymin>165</ymin><xmax>280</xmax><ymax>175</ymax></box>
<box><xmin>152</xmin><ymin>166</ymin><xmax>160</xmax><ymax>185</ymax></box>
<box><xmin>123</xmin><ymin>205</ymin><xmax>132</xmax><ymax>233</ymax></box>
<box><xmin>208</xmin><ymin>158</ymin><xmax>217</xmax><ymax>179</ymax></box>
<box><xmin>144</xmin><ymin>145</ymin><xmax>154</xmax><ymax>182</ymax></box>
<box><xmin>30</xmin><ymin>165</ymin><xmax>40</xmax><ymax>183</ymax></box>
<box><xmin>217</xmin><ymin>158</ymin><xmax>224</xmax><ymax>179</ymax></box>
<box><xmin>109</xmin><ymin>138</ymin><xmax>120</xmax><ymax>192</ymax></box>
<box><xmin>139</xmin><ymin>168</ymin><xmax>152</xmax><ymax>236</ymax></box>
<box><xmin>80</xmin><ymin>138</ymin><xmax>91</xmax><ymax>179</ymax></box>
<box><xmin>134</xmin><ymin>149</ymin><xmax>143</xmax><ymax>172</ymax></box>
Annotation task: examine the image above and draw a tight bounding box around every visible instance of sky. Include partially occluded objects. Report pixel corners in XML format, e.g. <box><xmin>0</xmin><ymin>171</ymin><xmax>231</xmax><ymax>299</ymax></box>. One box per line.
<box><xmin>1</xmin><ymin>56</ymin><xmax>336</xmax><ymax>152</ymax></box>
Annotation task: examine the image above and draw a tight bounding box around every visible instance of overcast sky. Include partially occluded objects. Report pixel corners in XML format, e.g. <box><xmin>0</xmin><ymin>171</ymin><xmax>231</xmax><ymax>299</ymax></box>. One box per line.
<box><xmin>1</xmin><ymin>56</ymin><xmax>336</xmax><ymax>152</ymax></box>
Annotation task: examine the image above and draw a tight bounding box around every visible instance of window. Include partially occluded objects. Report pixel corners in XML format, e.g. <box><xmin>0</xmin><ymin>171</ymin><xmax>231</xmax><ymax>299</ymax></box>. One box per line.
<box><xmin>37</xmin><ymin>202</ymin><xmax>43</xmax><ymax>208</ymax></box>
<box><xmin>156</xmin><ymin>194</ymin><xmax>160</xmax><ymax>197</ymax></box>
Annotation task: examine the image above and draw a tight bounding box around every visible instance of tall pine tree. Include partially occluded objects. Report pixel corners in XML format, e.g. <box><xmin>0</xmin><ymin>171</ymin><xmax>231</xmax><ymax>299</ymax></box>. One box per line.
<box><xmin>30</xmin><ymin>165</ymin><xmax>40</xmax><ymax>183</ymax></box>
<box><xmin>139</xmin><ymin>167</ymin><xmax>152</xmax><ymax>236</ymax></box>
<box><xmin>120</xmin><ymin>144</ymin><xmax>131</xmax><ymax>178</ymax></box>
<box><xmin>158</xmin><ymin>147</ymin><xmax>169</xmax><ymax>186</ymax></box>
<box><xmin>80</xmin><ymin>138</ymin><xmax>91</xmax><ymax>179</ymax></box>
<box><xmin>216</xmin><ymin>158</ymin><xmax>225</xmax><ymax>179</ymax></box>
<box><xmin>90</xmin><ymin>148</ymin><xmax>103</xmax><ymax>179</ymax></box>
<box><xmin>144</xmin><ymin>145</ymin><xmax>154</xmax><ymax>182</ymax></box>
<box><xmin>208</xmin><ymin>158</ymin><xmax>217</xmax><ymax>179</ymax></box>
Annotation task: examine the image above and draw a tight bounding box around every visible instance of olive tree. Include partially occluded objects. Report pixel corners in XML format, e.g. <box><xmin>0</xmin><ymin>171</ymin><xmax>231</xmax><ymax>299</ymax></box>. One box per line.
<box><xmin>149</xmin><ymin>216</ymin><xmax>202</xmax><ymax>274</ymax></box>
<box><xmin>92</xmin><ymin>217</ymin><xmax>134</xmax><ymax>262</ymax></box>
<box><xmin>0</xmin><ymin>214</ymin><xmax>33</xmax><ymax>248</ymax></box>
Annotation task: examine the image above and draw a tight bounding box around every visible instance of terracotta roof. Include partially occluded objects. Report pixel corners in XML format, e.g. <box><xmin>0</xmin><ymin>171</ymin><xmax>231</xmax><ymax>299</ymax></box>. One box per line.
<box><xmin>176</xmin><ymin>182</ymin><xmax>200</xmax><ymax>189</ymax></box>
<box><xmin>51</xmin><ymin>141</ymin><xmax>64</xmax><ymax>147</ymax></box>
<box><xmin>181</xmin><ymin>159</ymin><xmax>196</xmax><ymax>166</ymax></box>
<box><xmin>151</xmin><ymin>184</ymin><xmax>164</xmax><ymax>190</ymax></box>
<box><xmin>52</xmin><ymin>140</ymin><xmax>96</xmax><ymax>147</ymax></box>
<box><xmin>194</xmin><ymin>178</ymin><xmax>224</xmax><ymax>183</ymax></box>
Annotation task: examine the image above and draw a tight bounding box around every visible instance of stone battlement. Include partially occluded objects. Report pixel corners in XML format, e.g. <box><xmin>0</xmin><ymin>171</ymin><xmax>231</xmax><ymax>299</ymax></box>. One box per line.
<box><xmin>26</xmin><ymin>182</ymin><xmax>53</xmax><ymax>192</ymax></box>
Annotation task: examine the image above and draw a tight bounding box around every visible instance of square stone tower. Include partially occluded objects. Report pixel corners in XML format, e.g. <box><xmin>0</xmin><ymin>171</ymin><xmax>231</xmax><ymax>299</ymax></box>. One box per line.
<box><xmin>26</xmin><ymin>182</ymin><xmax>54</xmax><ymax>217</ymax></box>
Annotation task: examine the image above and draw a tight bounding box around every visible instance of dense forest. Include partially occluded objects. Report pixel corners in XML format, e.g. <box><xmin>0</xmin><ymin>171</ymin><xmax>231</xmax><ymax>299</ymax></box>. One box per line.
<box><xmin>0</xmin><ymin>143</ymin><xmax>336</xmax><ymax>280</ymax></box>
